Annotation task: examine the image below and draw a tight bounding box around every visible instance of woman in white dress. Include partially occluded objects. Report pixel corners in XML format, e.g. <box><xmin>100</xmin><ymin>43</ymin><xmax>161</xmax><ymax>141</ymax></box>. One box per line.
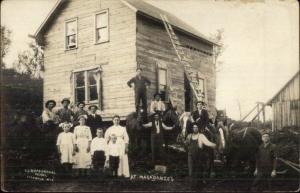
<box><xmin>73</xmin><ymin>115</ymin><xmax>92</xmax><ymax>177</ymax></box>
<box><xmin>104</xmin><ymin>115</ymin><xmax>130</xmax><ymax>178</ymax></box>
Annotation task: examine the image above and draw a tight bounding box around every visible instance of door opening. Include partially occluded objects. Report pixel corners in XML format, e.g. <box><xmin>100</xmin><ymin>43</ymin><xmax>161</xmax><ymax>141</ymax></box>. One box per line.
<box><xmin>184</xmin><ymin>74</ymin><xmax>193</xmax><ymax>112</ymax></box>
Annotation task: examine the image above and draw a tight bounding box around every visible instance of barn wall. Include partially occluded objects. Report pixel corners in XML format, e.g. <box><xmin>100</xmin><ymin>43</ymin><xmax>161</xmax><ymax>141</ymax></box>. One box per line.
<box><xmin>271</xmin><ymin>73</ymin><xmax>300</xmax><ymax>130</ymax></box>
<box><xmin>43</xmin><ymin>0</ymin><xmax>137</xmax><ymax>119</ymax></box>
<box><xmin>136</xmin><ymin>15</ymin><xmax>216</xmax><ymax>114</ymax></box>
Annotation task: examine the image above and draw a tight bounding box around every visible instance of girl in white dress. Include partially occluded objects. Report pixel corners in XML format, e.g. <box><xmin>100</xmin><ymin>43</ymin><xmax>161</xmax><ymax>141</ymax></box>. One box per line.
<box><xmin>73</xmin><ymin>116</ymin><xmax>92</xmax><ymax>177</ymax></box>
<box><xmin>104</xmin><ymin>115</ymin><xmax>130</xmax><ymax>178</ymax></box>
<box><xmin>56</xmin><ymin>122</ymin><xmax>75</xmax><ymax>178</ymax></box>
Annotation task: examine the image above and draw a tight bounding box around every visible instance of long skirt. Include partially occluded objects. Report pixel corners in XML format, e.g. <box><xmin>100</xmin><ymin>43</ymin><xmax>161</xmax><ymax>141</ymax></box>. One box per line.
<box><xmin>117</xmin><ymin>138</ymin><xmax>130</xmax><ymax>177</ymax></box>
<box><xmin>60</xmin><ymin>144</ymin><xmax>74</xmax><ymax>164</ymax></box>
<box><xmin>74</xmin><ymin>138</ymin><xmax>91</xmax><ymax>169</ymax></box>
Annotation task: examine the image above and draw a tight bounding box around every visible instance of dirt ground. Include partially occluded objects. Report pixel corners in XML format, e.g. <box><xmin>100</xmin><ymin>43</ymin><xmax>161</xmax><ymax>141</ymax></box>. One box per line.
<box><xmin>3</xmin><ymin>148</ymin><xmax>299</xmax><ymax>192</ymax></box>
<box><xmin>4</xmin><ymin>176</ymin><xmax>299</xmax><ymax>192</ymax></box>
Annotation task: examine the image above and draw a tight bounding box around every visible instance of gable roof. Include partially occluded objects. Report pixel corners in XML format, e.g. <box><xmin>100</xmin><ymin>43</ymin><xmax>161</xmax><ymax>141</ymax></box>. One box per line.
<box><xmin>122</xmin><ymin>0</ymin><xmax>217</xmax><ymax>45</ymax></box>
<box><xmin>266</xmin><ymin>70</ymin><xmax>300</xmax><ymax>105</ymax></box>
<box><xmin>33</xmin><ymin>0</ymin><xmax>218</xmax><ymax>45</ymax></box>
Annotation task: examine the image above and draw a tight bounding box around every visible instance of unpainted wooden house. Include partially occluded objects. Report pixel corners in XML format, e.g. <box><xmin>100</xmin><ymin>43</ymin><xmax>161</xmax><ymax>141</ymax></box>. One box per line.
<box><xmin>33</xmin><ymin>0</ymin><xmax>218</xmax><ymax>120</ymax></box>
<box><xmin>267</xmin><ymin>71</ymin><xmax>300</xmax><ymax>130</ymax></box>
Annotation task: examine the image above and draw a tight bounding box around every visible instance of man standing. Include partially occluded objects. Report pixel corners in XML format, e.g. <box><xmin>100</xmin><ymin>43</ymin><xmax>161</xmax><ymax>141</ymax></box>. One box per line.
<box><xmin>191</xmin><ymin>101</ymin><xmax>209</xmax><ymax>130</ymax></box>
<box><xmin>56</xmin><ymin>98</ymin><xmax>74</xmax><ymax>124</ymax></box>
<box><xmin>127</xmin><ymin>67</ymin><xmax>151</xmax><ymax>113</ymax></box>
<box><xmin>252</xmin><ymin>132</ymin><xmax>277</xmax><ymax>191</ymax></box>
<box><xmin>86</xmin><ymin>105</ymin><xmax>103</xmax><ymax>137</ymax></box>
<box><xmin>143</xmin><ymin>113</ymin><xmax>174</xmax><ymax>165</ymax></box>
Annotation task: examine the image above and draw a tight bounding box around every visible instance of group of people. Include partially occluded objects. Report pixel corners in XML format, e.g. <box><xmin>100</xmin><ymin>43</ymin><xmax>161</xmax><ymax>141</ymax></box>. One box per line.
<box><xmin>41</xmin><ymin>98</ymin><xmax>129</xmax><ymax>178</ymax></box>
<box><xmin>40</xmin><ymin>67</ymin><xmax>277</xmax><ymax>191</ymax></box>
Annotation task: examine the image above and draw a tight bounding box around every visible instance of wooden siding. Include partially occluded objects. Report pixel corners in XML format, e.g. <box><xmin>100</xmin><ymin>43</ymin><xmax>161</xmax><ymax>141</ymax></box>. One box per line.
<box><xmin>43</xmin><ymin>0</ymin><xmax>137</xmax><ymax>120</ymax></box>
<box><xmin>270</xmin><ymin>73</ymin><xmax>300</xmax><ymax>130</ymax></box>
<box><xmin>136</xmin><ymin>15</ymin><xmax>216</xmax><ymax>115</ymax></box>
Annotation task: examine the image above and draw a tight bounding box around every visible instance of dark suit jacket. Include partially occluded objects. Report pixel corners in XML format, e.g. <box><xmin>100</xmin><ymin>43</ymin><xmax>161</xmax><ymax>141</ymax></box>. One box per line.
<box><xmin>86</xmin><ymin>114</ymin><xmax>103</xmax><ymax>136</ymax></box>
<box><xmin>191</xmin><ymin>109</ymin><xmax>209</xmax><ymax>130</ymax></box>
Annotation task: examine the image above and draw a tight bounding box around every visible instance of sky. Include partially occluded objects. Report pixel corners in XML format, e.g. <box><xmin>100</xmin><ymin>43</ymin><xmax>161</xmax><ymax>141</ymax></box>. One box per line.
<box><xmin>1</xmin><ymin>0</ymin><xmax>299</xmax><ymax>120</ymax></box>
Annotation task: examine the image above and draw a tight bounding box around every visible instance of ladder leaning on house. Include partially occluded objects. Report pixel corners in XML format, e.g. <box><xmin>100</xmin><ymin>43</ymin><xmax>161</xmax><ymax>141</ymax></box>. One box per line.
<box><xmin>160</xmin><ymin>14</ymin><xmax>205</xmax><ymax>107</ymax></box>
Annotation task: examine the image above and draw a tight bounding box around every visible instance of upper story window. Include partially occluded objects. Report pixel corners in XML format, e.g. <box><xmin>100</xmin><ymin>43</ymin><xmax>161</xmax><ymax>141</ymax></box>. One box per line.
<box><xmin>65</xmin><ymin>19</ymin><xmax>77</xmax><ymax>49</ymax></box>
<box><xmin>158</xmin><ymin>68</ymin><xmax>167</xmax><ymax>101</ymax></box>
<box><xmin>95</xmin><ymin>10</ymin><xmax>109</xmax><ymax>44</ymax></box>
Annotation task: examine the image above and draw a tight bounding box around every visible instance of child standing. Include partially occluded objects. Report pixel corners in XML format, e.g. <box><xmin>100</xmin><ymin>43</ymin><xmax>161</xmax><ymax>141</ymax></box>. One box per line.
<box><xmin>105</xmin><ymin>134</ymin><xmax>122</xmax><ymax>177</ymax></box>
<box><xmin>56</xmin><ymin>122</ymin><xmax>75</xmax><ymax>178</ymax></box>
<box><xmin>91</xmin><ymin>129</ymin><xmax>107</xmax><ymax>175</ymax></box>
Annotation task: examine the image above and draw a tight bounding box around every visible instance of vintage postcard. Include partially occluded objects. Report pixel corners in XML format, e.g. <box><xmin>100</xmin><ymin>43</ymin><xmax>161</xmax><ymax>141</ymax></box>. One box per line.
<box><xmin>1</xmin><ymin>0</ymin><xmax>299</xmax><ymax>192</ymax></box>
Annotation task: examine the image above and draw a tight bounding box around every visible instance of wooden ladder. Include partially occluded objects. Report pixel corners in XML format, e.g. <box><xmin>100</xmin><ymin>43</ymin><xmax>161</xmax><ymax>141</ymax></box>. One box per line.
<box><xmin>160</xmin><ymin>14</ymin><xmax>205</xmax><ymax>103</ymax></box>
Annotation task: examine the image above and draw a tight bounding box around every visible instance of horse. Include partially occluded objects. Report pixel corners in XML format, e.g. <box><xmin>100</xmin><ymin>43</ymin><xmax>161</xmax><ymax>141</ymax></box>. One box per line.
<box><xmin>223</xmin><ymin>123</ymin><xmax>262</xmax><ymax>177</ymax></box>
<box><xmin>126</xmin><ymin>105</ymin><xmax>180</xmax><ymax>159</ymax></box>
<box><xmin>161</xmin><ymin>106</ymin><xmax>181</xmax><ymax>153</ymax></box>
<box><xmin>126</xmin><ymin>106</ymin><xmax>150</xmax><ymax>158</ymax></box>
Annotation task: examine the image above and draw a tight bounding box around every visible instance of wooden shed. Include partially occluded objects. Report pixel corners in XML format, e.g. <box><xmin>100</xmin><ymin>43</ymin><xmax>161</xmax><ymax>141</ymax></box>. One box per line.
<box><xmin>267</xmin><ymin>71</ymin><xmax>300</xmax><ymax>130</ymax></box>
<box><xmin>33</xmin><ymin>0</ymin><xmax>217</xmax><ymax>120</ymax></box>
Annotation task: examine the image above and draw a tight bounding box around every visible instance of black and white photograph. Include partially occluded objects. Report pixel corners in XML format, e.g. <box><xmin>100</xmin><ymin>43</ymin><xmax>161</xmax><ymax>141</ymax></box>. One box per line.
<box><xmin>1</xmin><ymin>0</ymin><xmax>299</xmax><ymax>192</ymax></box>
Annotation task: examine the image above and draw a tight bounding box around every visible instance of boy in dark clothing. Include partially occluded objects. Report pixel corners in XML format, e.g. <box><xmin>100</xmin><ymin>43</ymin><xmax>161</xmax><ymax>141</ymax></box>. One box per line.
<box><xmin>105</xmin><ymin>134</ymin><xmax>122</xmax><ymax>177</ymax></box>
<box><xmin>127</xmin><ymin>68</ymin><xmax>151</xmax><ymax>113</ymax></box>
<box><xmin>251</xmin><ymin>132</ymin><xmax>277</xmax><ymax>191</ymax></box>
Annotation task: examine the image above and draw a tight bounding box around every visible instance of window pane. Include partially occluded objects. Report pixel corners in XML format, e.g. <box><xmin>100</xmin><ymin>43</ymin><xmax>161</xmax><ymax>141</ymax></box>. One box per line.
<box><xmin>198</xmin><ymin>78</ymin><xmax>204</xmax><ymax>93</ymax></box>
<box><xmin>89</xmin><ymin>86</ymin><xmax>98</xmax><ymax>101</ymax></box>
<box><xmin>67</xmin><ymin>35</ymin><xmax>76</xmax><ymax>47</ymax></box>
<box><xmin>159</xmin><ymin>69</ymin><xmax>167</xmax><ymax>86</ymax></box>
<box><xmin>75</xmin><ymin>72</ymin><xmax>85</xmax><ymax>87</ymax></box>
<box><xmin>66</xmin><ymin>21</ymin><xmax>76</xmax><ymax>35</ymax></box>
<box><xmin>96</xmin><ymin>28</ymin><xmax>108</xmax><ymax>43</ymax></box>
<box><xmin>96</xmin><ymin>12</ymin><xmax>108</xmax><ymax>28</ymax></box>
<box><xmin>88</xmin><ymin>70</ymin><xmax>97</xmax><ymax>85</ymax></box>
<box><xmin>75</xmin><ymin>88</ymin><xmax>85</xmax><ymax>102</ymax></box>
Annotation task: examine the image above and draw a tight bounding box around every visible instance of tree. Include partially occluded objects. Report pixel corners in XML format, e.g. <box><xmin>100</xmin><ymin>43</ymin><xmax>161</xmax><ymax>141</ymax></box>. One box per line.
<box><xmin>1</xmin><ymin>26</ymin><xmax>12</xmax><ymax>68</ymax></box>
<box><xmin>210</xmin><ymin>28</ymin><xmax>226</xmax><ymax>72</ymax></box>
<box><xmin>13</xmin><ymin>42</ymin><xmax>44</xmax><ymax>78</ymax></box>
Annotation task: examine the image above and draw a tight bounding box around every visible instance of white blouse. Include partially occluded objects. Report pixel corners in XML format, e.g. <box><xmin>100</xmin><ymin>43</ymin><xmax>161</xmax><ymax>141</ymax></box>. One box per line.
<box><xmin>104</xmin><ymin>125</ymin><xmax>129</xmax><ymax>144</ymax></box>
<box><xmin>90</xmin><ymin>137</ymin><xmax>107</xmax><ymax>155</ymax></box>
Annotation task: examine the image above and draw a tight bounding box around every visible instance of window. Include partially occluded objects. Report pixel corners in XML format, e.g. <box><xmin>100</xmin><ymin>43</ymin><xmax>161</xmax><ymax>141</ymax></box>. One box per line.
<box><xmin>95</xmin><ymin>10</ymin><xmax>109</xmax><ymax>43</ymax></box>
<box><xmin>196</xmin><ymin>77</ymin><xmax>205</xmax><ymax>100</ymax></box>
<box><xmin>158</xmin><ymin>68</ymin><xmax>167</xmax><ymax>101</ymax></box>
<box><xmin>65</xmin><ymin>19</ymin><xmax>77</xmax><ymax>49</ymax></box>
<box><xmin>74</xmin><ymin>69</ymin><xmax>100</xmax><ymax>104</ymax></box>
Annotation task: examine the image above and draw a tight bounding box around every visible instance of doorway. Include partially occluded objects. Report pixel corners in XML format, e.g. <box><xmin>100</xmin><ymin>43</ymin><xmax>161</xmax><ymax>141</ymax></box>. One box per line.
<box><xmin>184</xmin><ymin>74</ymin><xmax>193</xmax><ymax>112</ymax></box>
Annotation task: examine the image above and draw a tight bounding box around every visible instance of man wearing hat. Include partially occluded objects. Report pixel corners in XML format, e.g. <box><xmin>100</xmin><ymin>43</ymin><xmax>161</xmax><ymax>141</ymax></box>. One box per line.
<box><xmin>127</xmin><ymin>67</ymin><xmax>151</xmax><ymax>113</ymax></box>
<box><xmin>252</xmin><ymin>132</ymin><xmax>277</xmax><ymax>191</ymax></box>
<box><xmin>42</xmin><ymin>99</ymin><xmax>59</xmax><ymax>126</ymax></box>
<box><xmin>143</xmin><ymin>113</ymin><xmax>174</xmax><ymax>165</ymax></box>
<box><xmin>86</xmin><ymin>105</ymin><xmax>103</xmax><ymax>138</ymax></box>
<box><xmin>150</xmin><ymin>92</ymin><xmax>166</xmax><ymax>116</ymax></box>
<box><xmin>56</xmin><ymin>98</ymin><xmax>75</xmax><ymax>124</ymax></box>
<box><xmin>41</xmin><ymin>99</ymin><xmax>60</xmax><ymax>157</ymax></box>
<box><xmin>191</xmin><ymin>101</ymin><xmax>209</xmax><ymax>130</ymax></box>
<box><xmin>74</xmin><ymin>101</ymin><xmax>88</xmax><ymax>125</ymax></box>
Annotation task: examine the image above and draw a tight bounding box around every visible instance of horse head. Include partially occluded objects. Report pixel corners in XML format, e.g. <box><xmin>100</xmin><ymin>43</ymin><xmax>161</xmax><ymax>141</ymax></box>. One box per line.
<box><xmin>162</xmin><ymin>106</ymin><xmax>180</xmax><ymax>128</ymax></box>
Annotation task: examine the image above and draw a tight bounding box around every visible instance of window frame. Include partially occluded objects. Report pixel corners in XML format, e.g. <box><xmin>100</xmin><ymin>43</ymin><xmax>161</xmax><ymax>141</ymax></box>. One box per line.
<box><xmin>158</xmin><ymin>67</ymin><xmax>168</xmax><ymax>101</ymax></box>
<box><xmin>94</xmin><ymin>9</ymin><xmax>110</xmax><ymax>44</ymax></box>
<box><xmin>73</xmin><ymin>67</ymin><xmax>101</xmax><ymax>106</ymax></box>
<box><xmin>65</xmin><ymin>18</ymin><xmax>78</xmax><ymax>50</ymax></box>
<box><xmin>196</xmin><ymin>72</ymin><xmax>207</xmax><ymax>103</ymax></box>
